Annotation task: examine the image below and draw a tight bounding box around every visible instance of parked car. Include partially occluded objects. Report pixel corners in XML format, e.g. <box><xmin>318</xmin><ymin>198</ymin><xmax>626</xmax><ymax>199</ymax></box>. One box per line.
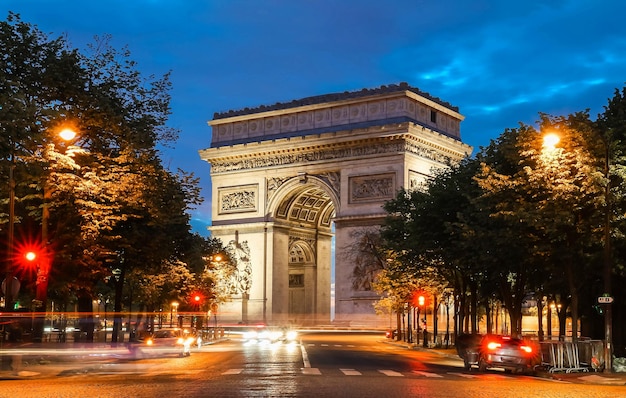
<box><xmin>131</xmin><ymin>327</ymin><xmax>200</xmax><ymax>357</ymax></box>
<box><xmin>458</xmin><ymin>334</ymin><xmax>538</xmax><ymax>374</ymax></box>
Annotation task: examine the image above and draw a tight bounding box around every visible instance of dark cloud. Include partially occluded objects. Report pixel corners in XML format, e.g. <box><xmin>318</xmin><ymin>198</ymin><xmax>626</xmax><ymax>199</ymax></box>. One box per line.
<box><xmin>3</xmin><ymin>0</ymin><xmax>626</xmax><ymax>232</ymax></box>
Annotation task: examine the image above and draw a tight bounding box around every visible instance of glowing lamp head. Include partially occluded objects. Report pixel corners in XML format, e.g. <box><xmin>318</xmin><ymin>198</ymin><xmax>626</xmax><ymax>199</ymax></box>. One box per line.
<box><xmin>59</xmin><ymin>128</ymin><xmax>77</xmax><ymax>141</ymax></box>
<box><xmin>542</xmin><ymin>133</ymin><xmax>560</xmax><ymax>149</ymax></box>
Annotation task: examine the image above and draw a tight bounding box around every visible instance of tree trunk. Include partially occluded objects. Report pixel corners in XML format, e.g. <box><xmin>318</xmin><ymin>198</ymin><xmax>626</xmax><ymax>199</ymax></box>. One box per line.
<box><xmin>76</xmin><ymin>294</ymin><xmax>95</xmax><ymax>342</ymax></box>
<box><xmin>537</xmin><ymin>292</ymin><xmax>544</xmax><ymax>341</ymax></box>
<box><xmin>470</xmin><ymin>280</ymin><xmax>478</xmax><ymax>333</ymax></box>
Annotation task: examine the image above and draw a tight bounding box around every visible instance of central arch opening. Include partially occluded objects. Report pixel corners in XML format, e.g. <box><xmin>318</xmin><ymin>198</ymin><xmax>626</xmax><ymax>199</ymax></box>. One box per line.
<box><xmin>273</xmin><ymin>184</ymin><xmax>335</xmax><ymax>325</ymax></box>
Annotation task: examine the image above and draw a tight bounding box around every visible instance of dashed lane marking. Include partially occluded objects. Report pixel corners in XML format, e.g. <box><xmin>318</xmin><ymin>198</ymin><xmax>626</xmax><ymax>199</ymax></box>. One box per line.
<box><xmin>412</xmin><ymin>370</ymin><xmax>443</xmax><ymax>378</ymax></box>
<box><xmin>340</xmin><ymin>368</ymin><xmax>362</xmax><ymax>376</ymax></box>
<box><xmin>379</xmin><ymin>370</ymin><xmax>404</xmax><ymax>377</ymax></box>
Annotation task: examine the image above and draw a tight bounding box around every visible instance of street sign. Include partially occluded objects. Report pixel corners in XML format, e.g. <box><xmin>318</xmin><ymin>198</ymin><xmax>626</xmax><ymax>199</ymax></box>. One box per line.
<box><xmin>597</xmin><ymin>296</ymin><xmax>614</xmax><ymax>304</ymax></box>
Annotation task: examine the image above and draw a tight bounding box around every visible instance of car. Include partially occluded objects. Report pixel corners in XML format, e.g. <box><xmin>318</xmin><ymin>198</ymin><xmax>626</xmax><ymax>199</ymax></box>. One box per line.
<box><xmin>280</xmin><ymin>328</ymin><xmax>298</xmax><ymax>343</ymax></box>
<box><xmin>385</xmin><ymin>329</ymin><xmax>398</xmax><ymax>339</ymax></box>
<box><xmin>242</xmin><ymin>325</ymin><xmax>298</xmax><ymax>344</ymax></box>
<box><xmin>476</xmin><ymin>335</ymin><xmax>538</xmax><ymax>374</ymax></box>
<box><xmin>132</xmin><ymin>327</ymin><xmax>200</xmax><ymax>357</ymax></box>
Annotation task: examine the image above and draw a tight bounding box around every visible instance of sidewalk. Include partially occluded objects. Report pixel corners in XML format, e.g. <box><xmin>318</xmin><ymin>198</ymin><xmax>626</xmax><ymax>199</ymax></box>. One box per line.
<box><xmin>385</xmin><ymin>338</ymin><xmax>626</xmax><ymax>385</ymax></box>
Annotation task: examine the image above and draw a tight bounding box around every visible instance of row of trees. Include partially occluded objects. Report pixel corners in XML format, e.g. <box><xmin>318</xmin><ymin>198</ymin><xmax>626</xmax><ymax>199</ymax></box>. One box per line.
<box><xmin>0</xmin><ymin>13</ymin><xmax>234</xmax><ymax>342</ymax></box>
<box><xmin>374</xmin><ymin>86</ymin><xmax>626</xmax><ymax>355</ymax></box>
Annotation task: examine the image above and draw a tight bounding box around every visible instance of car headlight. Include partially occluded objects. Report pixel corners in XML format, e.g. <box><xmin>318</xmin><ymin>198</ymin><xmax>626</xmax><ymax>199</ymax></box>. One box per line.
<box><xmin>285</xmin><ymin>331</ymin><xmax>298</xmax><ymax>340</ymax></box>
<box><xmin>146</xmin><ymin>338</ymin><xmax>154</xmax><ymax>346</ymax></box>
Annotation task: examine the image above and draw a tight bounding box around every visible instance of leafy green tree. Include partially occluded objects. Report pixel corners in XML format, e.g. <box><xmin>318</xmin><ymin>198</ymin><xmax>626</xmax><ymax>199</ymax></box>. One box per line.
<box><xmin>0</xmin><ymin>13</ymin><xmax>204</xmax><ymax>342</ymax></box>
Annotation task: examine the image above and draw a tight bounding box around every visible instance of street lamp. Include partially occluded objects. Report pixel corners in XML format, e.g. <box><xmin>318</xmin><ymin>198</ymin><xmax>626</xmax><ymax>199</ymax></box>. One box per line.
<box><xmin>34</xmin><ymin>127</ymin><xmax>79</xmax><ymax>342</ymax></box>
<box><xmin>542</xmin><ymin>130</ymin><xmax>613</xmax><ymax>373</ymax></box>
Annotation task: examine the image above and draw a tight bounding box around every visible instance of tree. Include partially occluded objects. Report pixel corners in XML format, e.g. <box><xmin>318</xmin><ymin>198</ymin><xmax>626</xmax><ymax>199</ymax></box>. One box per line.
<box><xmin>0</xmin><ymin>13</ymin><xmax>202</xmax><ymax>342</ymax></box>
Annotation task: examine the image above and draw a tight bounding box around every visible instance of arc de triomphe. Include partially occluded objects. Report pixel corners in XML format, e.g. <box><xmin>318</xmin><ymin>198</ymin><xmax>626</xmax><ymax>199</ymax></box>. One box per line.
<box><xmin>199</xmin><ymin>83</ymin><xmax>472</xmax><ymax>327</ymax></box>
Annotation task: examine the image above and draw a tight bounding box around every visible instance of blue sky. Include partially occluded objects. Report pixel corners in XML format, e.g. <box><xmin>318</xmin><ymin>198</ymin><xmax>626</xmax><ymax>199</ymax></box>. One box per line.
<box><xmin>3</xmin><ymin>1</ymin><xmax>626</xmax><ymax>235</ymax></box>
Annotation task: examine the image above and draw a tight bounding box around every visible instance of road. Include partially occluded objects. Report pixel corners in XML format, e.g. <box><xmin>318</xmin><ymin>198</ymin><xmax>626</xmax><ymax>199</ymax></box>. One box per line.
<box><xmin>0</xmin><ymin>331</ymin><xmax>622</xmax><ymax>398</ymax></box>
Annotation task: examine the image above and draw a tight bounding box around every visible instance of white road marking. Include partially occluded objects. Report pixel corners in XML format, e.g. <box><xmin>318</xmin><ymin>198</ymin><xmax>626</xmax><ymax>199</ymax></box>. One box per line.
<box><xmin>379</xmin><ymin>370</ymin><xmax>404</xmax><ymax>377</ymax></box>
<box><xmin>412</xmin><ymin>370</ymin><xmax>443</xmax><ymax>378</ymax></box>
<box><xmin>302</xmin><ymin>367</ymin><xmax>322</xmax><ymax>375</ymax></box>
<box><xmin>448</xmin><ymin>372</ymin><xmax>478</xmax><ymax>378</ymax></box>
<box><xmin>340</xmin><ymin>368</ymin><xmax>362</xmax><ymax>376</ymax></box>
<box><xmin>300</xmin><ymin>344</ymin><xmax>311</xmax><ymax>368</ymax></box>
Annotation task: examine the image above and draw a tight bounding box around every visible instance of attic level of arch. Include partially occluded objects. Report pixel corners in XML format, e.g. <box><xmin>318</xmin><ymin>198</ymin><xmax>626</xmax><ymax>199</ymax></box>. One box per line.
<box><xmin>208</xmin><ymin>87</ymin><xmax>464</xmax><ymax>149</ymax></box>
<box><xmin>204</xmin><ymin>123</ymin><xmax>467</xmax><ymax>174</ymax></box>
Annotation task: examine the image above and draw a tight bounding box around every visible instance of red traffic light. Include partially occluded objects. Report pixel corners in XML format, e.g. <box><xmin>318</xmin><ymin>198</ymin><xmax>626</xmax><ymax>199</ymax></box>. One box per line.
<box><xmin>24</xmin><ymin>251</ymin><xmax>37</xmax><ymax>262</ymax></box>
<box><xmin>411</xmin><ymin>292</ymin><xmax>427</xmax><ymax>307</ymax></box>
<box><xmin>194</xmin><ymin>295</ymin><xmax>201</xmax><ymax>302</ymax></box>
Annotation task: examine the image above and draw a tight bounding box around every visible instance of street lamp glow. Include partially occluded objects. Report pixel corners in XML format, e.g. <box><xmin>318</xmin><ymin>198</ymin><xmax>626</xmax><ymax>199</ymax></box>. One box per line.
<box><xmin>58</xmin><ymin>128</ymin><xmax>77</xmax><ymax>141</ymax></box>
<box><xmin>543</xmin><ymin>132</ymin><xmax>560</xmax><ymax>149</ymax></box>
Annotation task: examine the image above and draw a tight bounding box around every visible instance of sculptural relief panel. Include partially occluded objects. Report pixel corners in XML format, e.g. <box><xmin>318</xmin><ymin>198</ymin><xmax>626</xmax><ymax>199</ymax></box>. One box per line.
<box><xmin>349</xmin><ymin>103</ymin><xmax>367</xmax><ymax>123</ymax></box>
<box><xmin>297</xmin><ymin>111</ymin><xmax>314</xmax><ymax>130</ymax></box>
<box><xmin>331</xmin><ymin>105</ymin><xmax>350</xmax><ymax>125</ymax></box>
<box><xmin>248</xmin><ymin>119</ymin><xmax>265</xmax><ymax>138</ymax></box>
<box><xmin>281</xmin><ymin>114</ymin><xmax>298</xmax><ymax>133</ymax></box>
<box><xmin>217</xmin><ymin>123</ymin><xmax>233</xmax><ymax>142</ymax></box>
<box><xmin>349</xmin><ymin>173</ymin><xmax>396</xmax><ymax>203</ymax></box>
<box><xmin>265</xmin><ymin>116</ymin><xmax>280</xmax><ymax>136</ymax></box>
<box><xmin>314</xmin><ymin>109</ymin><xmax>332</xmax><ymax>128</ymax></box>
<box><xmin>367</xmin><ymin>100</ymin><xmax>385</xmax><ymax>121</ymax></box>
<box><xmin>233</xmin><ymin>121</ymin><xmax>249</xmax><ymax>140</ymax></box>
<box><xmin>218</xmin><ymin>184</ymin><xmax>258</xmax><ymax>214</ymax></box>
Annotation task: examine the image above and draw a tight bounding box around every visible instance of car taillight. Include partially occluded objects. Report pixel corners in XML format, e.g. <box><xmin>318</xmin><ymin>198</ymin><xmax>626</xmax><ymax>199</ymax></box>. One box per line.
<box><xmin>520</xmin><ymin>345</ymin><xmax>532</xmax><ymax>354</ymax></box>
<box><xmin>486</xmin><ymin>341</ymin><xmax>501</xmax><ymax>350</ymax></box>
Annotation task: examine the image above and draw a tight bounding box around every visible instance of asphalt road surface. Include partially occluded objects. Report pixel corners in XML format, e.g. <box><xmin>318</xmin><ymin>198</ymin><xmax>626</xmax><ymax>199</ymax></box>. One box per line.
<box><xmin>0</xmin><ymin>331</ymin><xmax>623</xmax><ymax>398</ymax></box>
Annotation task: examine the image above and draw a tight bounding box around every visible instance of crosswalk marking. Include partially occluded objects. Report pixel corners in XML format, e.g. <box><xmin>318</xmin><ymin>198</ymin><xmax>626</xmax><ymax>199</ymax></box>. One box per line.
<box><xmin>448</xmin><ymin>372</ymin><xmax>478</xmax><ymax>378</ymax></box>
<box><xmin>412</xmin><ymin>370</ymin><xmax>443</xmax><ymax>378</ymax></box>
<box><xmin>224</xmin><ymin>367</ymin><xmax>529</xmax><ymax>379</ymax></box>
<box><xmin>379</xmin><ymin>370</ymin><xmax>404</xmax><ymax>377</ymax></box>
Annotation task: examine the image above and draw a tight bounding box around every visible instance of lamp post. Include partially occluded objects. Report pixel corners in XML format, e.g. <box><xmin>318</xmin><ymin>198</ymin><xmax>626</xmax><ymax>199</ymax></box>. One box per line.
<box><xmin>33</xmin><ymin>127</ymin><xmax>78</xmax><ymax>342</ymax></box>
<box><xmin>170</xmin><ymin>301</ymin><xmax>178</xmax><ymax>327</ymax></box>
<box><xmin>600</xmin><ymin>137</ymin><xmax>613</xmax><ymax>374</ymax></box>
<box><xmin>543</xmin><ymin>130</ymin><xmax>613</xmax><ymax>372</ymax></box>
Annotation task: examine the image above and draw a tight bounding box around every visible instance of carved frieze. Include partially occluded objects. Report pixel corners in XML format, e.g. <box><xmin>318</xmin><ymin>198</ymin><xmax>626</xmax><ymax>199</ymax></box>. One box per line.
<box><xmin>349</xmin><ymin>173</ymin><xmax>396</xmax><ymax>203</ymax></box>
<box><xmin>218</xmin><ymin>184</ymin><xmax>258</xmax><ymax>214</ymax></box>
<box><xmin>210</xmin><ymin>138</ymin><xmax>455</xmax><ymax>173</ymax></box>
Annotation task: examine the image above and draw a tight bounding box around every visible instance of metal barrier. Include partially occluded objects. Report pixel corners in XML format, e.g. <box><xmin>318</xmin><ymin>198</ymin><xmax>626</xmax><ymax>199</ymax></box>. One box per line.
<box><xmin>539</xmin><ymin>340</ymin><xmax>604</xmax><ymax>373</ymax></box>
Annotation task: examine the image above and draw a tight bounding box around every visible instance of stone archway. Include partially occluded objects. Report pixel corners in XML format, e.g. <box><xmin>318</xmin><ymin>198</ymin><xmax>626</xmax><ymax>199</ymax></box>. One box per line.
<box><xmin>267</xmin><ymin>177</ymin><xmax>335</xmax><ymax>326</ymax></box>
<box><xmin>199</xmin><ymin>83</ymin><xmax>472</xmax><ymax>327</ymax></box>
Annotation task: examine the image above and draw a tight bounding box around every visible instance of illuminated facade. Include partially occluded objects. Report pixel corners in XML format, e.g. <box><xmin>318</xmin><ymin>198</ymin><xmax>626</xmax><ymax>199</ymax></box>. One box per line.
<box><xmin>199</xmin><ymin>83</ymin><xmax>472</xmax><ymax>327</ymax></box>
